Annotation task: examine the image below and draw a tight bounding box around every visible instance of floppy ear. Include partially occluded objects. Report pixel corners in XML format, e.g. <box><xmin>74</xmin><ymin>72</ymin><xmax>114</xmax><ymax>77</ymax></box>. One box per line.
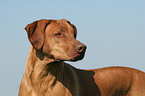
<box><xmin>25</xmin><ymin>19</ymin><xmax>50</xmax><ymax>50</ymax></box>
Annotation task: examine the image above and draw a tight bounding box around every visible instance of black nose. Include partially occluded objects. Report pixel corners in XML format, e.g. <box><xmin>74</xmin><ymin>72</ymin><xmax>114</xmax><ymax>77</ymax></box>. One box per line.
<box><xmin>77</xmin><ymin>44</ymin><xmax>87</xmax><ymax>53</ymax></box>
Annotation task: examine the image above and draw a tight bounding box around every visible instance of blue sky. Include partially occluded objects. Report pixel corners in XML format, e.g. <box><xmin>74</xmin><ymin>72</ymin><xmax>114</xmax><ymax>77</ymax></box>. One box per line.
<box><xmin>0</xmin><ymin>0</ymin><xmax>145</xmax><ymax>95</ymax></box>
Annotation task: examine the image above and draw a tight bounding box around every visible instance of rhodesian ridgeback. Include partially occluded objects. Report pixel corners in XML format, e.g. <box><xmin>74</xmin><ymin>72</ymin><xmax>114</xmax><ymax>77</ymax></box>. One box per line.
<box><xmin>19</xmin><ymin>19</ymin><xmax>145</xmax><ymax>96</ymax></box>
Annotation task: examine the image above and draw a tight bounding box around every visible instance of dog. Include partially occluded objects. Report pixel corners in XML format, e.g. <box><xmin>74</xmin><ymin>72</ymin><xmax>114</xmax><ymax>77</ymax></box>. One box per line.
<box><xmin>19</xmin><ymin>19</ymin><xmax>145</xmax><ymax>96</ymax></box>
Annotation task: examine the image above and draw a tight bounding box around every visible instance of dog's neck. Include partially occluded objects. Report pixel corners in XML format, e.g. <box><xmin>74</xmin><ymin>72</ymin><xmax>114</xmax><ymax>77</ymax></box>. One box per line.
<box><xmin>25</xmin><ymin>46</ymin><xmax>65</xmax><ymax>91</ymax></box>
<box><xmin>23</xmin><ymin>47</ymin><xmax>100</xmax><ymax>96</ymax></box>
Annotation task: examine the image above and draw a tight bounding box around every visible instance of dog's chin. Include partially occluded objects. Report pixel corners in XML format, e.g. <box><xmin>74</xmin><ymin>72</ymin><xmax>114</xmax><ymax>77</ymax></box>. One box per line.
<box><xmin>69</xmin><ymin>55</ymin><xmax>85</xmax><ymax>62</ymax></box>
<box><xmin>55</xmin><ymin>54</ymin><xmax>85</xmax><ymax>62</ymax></box>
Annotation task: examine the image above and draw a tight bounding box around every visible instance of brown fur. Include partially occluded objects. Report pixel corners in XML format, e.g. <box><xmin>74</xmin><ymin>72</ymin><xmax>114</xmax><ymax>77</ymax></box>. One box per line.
<box><xmin>19</xmin><ymin>19</ymin><xmax>145</xmax><ymax>96</ymax></box>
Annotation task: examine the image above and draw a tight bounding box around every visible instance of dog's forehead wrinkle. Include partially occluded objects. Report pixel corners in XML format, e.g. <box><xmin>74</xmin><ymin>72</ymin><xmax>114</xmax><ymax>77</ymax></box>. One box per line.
<box><xmin>46</xmin><ymin>23</ymin><xmax>60</xmax><ymax>34</ymax></box>
<box><xmin>47</xmin><ymin>20</ymin><xmax>73</xmax><ymax>34</ymax></box>
<box><xmin>59</xmin><ymin>22</ymin><xmax>74</xmax><ymax>37</ymax></box>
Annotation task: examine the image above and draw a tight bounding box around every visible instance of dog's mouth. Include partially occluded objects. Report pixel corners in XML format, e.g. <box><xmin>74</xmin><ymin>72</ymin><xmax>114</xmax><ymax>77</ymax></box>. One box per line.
<box><xmin>70</xmin><ymin>53</ymin><xmax>85</xmax><ymax>62</ymax></box>
<box><xmin>54</xmin><ymin>45</ymin><xmax>87</xmax><ymax>62</ymax></box>
<box><xmin>55</xmin><ymin>51</ymin><xmax>86</xmax><ymax>62</ymax></box>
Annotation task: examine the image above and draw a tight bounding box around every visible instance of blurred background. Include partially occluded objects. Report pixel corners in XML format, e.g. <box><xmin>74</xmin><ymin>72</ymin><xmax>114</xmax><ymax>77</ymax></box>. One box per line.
<box><xmin>0</xmin><ymin>0</ymin><xmax>145</xmax><ymax>95</ymax></box>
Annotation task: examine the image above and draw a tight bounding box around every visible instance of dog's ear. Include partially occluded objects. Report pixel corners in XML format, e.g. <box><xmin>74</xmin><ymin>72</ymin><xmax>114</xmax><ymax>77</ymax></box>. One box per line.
<box><xmin>25</xmin><ymin>19</ymin><xmax>50</xmax><ymax>50</ymax></box>
<box><xmin>71</xmin><ymin>24</ymin><xmax>77</xmax><ymax>38</ymax></box>
<box><xmin>66</xmin><ymin>20</ymin><xmax>77</xmax><ymax>38</ymax></box>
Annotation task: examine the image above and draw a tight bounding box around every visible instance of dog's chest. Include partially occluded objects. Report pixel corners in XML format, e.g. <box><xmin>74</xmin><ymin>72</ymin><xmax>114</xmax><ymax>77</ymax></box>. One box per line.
<box><xmin>43</xmin><ymin>81</ymin><xmax>72</xmax><ymax>96</ymax></box>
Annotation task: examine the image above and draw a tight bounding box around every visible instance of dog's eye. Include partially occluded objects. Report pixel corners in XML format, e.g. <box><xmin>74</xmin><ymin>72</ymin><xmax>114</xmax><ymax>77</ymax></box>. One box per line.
<box><xmin>55</xmin><ymin>33</ymin><xmax>61</xmax><ymax>36</ymax></box>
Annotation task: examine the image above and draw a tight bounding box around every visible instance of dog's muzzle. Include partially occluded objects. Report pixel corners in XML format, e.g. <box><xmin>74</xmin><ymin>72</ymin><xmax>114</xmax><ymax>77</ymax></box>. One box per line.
<box><xmin>70</xmin><ymin>43</ymin><xmax>87</xmax><ymax>62</ymax></box>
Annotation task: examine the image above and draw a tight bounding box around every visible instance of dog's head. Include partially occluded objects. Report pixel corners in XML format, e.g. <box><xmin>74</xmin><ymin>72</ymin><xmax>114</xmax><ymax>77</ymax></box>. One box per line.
<box><xmin>25</xmin><ymin>19</ymin><xmax>87</xmax><ymax>62</ymax></box>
